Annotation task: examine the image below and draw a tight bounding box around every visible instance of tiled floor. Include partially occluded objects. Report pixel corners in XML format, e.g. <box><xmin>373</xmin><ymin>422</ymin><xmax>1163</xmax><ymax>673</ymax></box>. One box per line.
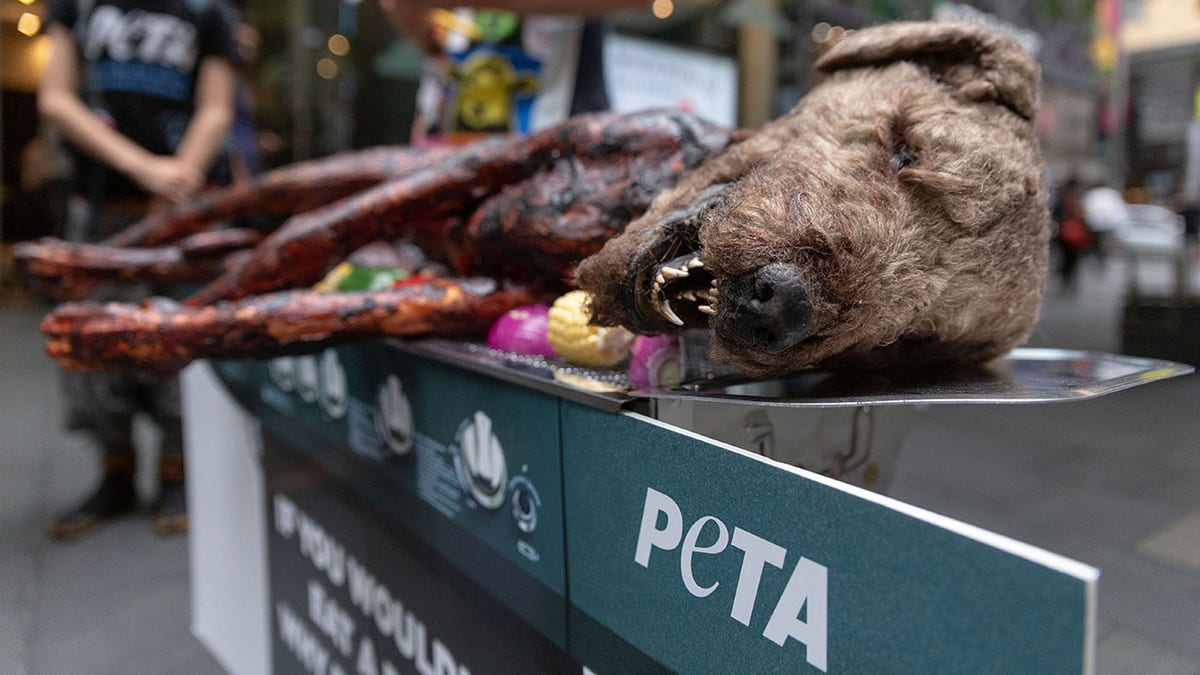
<box><xmin>0</xmin><ymin>255</ymin><xmax>1197</xmax><ymax>674</ymax></box>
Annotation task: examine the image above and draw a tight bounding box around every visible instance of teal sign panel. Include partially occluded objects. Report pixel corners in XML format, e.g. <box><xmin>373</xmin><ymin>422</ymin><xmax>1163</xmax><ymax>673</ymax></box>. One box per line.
<box><xmin>562</xmin><ymin>403</ymin><xmax>1096</xmax><ymax>673</ymax></box>
<box><xmin>211</xmin><ymin>343</ymin><xmax>566</xmax><ymax>610</ymax></box>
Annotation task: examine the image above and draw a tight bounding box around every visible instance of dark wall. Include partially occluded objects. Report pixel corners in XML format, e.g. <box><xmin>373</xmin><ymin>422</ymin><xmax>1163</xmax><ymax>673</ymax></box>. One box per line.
<box><xmin>2</xmin><ymin>89</ymin><xmax>47</xmax><ymax>242</ymax></box>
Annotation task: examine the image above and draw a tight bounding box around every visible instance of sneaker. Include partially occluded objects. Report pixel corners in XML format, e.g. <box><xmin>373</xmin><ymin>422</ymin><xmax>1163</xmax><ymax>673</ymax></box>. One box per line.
<box><xmin>46</xmin><ymin>474</ymin><xmax>137</xmax><ymax>541</ymax></box>
<box><xmin>152</xmin><ymin>480</ymin><xmax>189</xmax><ymax>536</ymax></box>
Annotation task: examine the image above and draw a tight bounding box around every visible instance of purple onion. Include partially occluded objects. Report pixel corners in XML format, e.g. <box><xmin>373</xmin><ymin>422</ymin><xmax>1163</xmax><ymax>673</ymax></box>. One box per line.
<box><xmin>487</xmin><ymin>305</ymin><xmax>557</xmax><ymax>357</ymax></box>
<box><xmin>628</xmin><ymin>334</ymin><xmax>683</xmax><ymax>388</ymax></box>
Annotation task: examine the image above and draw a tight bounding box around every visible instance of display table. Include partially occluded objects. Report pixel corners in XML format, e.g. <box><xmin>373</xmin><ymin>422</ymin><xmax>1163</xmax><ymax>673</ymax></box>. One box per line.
<box><xmin>182</xmin><ymin>340</ymin><xmax>1190</xmax><ymax>674</ymax></box>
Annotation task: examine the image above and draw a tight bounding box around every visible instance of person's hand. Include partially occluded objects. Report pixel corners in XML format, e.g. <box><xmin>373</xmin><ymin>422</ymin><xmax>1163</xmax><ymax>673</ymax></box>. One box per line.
<box><xmin>130</xmin><ymin>156</ymin><xmax>204</xmax><ymax>203</ymax></box>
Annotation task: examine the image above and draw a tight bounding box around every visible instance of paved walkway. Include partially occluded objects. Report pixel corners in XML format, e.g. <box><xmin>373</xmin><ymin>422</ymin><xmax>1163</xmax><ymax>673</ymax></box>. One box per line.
<box><xmin>0</xmin><ymin>255</ymin><xmax>1196</xmax><ymax>674</ymax></box>
<box><xmin>0</xmin><ymin>299</ymin><xmax>222</xmax><ymax>675</ymax></box>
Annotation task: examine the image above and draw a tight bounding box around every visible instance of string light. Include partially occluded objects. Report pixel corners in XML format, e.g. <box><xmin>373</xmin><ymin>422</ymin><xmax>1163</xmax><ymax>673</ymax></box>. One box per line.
<box><xmin>652</xmin><ymin>0</ymin><xmax>673</xmax><ymax>20</ymax></box>
<box><xmin>316</xmin><ymin>57</ymin><xmax>338</xmax><ymax>79</ymax></box>
<box><xmin>18</xmin><ymin>12</ymin><xmax>41</xmax><ymax>36</ymax></box>
<box><xmin>327</xmin><ymin>34</ymin><xmax>350</xmax><ymax>56</ymax></box>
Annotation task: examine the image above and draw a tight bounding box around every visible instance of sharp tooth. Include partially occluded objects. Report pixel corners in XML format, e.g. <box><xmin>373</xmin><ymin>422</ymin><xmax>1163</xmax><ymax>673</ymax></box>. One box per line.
<box><xmin>655</xmin><ymin>272</ymin><xmax>666</xmax><ymax>286</ymax></box>
<box><xmin>688</xmin><ymin>257</ymin><xmax>705</xmax><ymax>269</ymax></box>
<box><xmin>661</xmin><ymin>300</ymin><xmax>685</xmax><ymax>326</ymax></box>
<box><xmin>661</xmin><ymin>266</ymin><xmax>688</xmax><ymax>280</ymax></box>
<box><xmin>681</xmin><ymin>290</ymin><xmax>697</xmax><ymax>302</ymax></box>
<box><xmin>696</xmin><ymin>289</ymin><xmax>713</xmax><ymax>302</ymax></box>
<box><xmin>698</xmin><ymin>304</ymin><xmax>716</xmax><ymax>315</ymax></box>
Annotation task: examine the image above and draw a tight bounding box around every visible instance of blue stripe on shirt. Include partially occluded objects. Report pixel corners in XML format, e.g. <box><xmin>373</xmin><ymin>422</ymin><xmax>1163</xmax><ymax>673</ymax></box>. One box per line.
<box><xmin>88</xmin><ymin>61</ymin><xmax>192</xmax><ymax>101</ymax></box>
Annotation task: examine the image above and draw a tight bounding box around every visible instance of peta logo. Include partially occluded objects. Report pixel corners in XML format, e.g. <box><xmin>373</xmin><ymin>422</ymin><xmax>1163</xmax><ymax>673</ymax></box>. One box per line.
<box><xmin>84</xmin><ymin>6</ymin><xmax>199</xmax><ymax>70</ymax></box>
<box><xmin>453</xmin><ymin>411</ymin><xmax>507</xmax><ymax>509</ymax></box>
<box><xmin>634</xmin><ymin>487</ymin><xmax>828</xmax><ymax>671</ymax></box>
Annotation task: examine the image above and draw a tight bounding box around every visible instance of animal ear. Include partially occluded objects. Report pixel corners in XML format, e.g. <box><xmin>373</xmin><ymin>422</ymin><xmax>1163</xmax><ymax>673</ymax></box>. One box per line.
<box><xmin>814</xmin><ymin>21</ymin><xmax>1039</xmax><ymax>120</ymax></box>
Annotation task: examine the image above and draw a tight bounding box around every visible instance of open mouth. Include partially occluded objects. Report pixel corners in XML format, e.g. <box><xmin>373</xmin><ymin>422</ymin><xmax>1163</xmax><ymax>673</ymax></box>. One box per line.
<box><xmin>648</xmin><ymin>252</ymin><xmax>717</xmax><ymax>326</ymax></box>
<box><xmin>625</xmin><ymin>183</ymin><xmax>729</xmax><ymax>331</ymax></box>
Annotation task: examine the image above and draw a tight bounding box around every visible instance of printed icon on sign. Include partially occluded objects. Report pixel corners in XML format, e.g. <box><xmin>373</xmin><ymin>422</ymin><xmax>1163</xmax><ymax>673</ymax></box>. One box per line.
<box><xmin>317</xmin><ymin>350</ymin><xmax>348</xmax><ymax>419</ymax></box>
<box><xmin>453</xmin><ymin>411</ymin><xmax>508</xmax><ymax>509</ymax></box>
<box><xmin>267</xmin><ymin>357</ymin><xmax>296</xmax><ymax>392</ymax></box>
<box><xmin>509</xmin><ymin>475</ymin><xmax>540</xmax><ymax>533</ymax></box>
<box><xmin>517</xmin><ymin>540</ymin><xmax>540</xmax><ymax>563</ymax></box>
<box><xmin>376</xmin><ymin>375</ymin><xmax>414</xmax><ymax>456</ymax></box>
<box><xmin>295</xmin><ymin>355</ymin><xmax>319</xmax><ymax>403</ymax></box>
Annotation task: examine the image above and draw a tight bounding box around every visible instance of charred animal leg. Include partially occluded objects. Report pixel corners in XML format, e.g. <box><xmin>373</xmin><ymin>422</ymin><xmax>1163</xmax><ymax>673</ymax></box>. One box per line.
<box><xmin>14</xmin><ymin>229</ymin><xmax>264</xmax><ymax>301</ymax></box>
<box><xmin>107</xmin><ymin>146</ymin><xmax>448</xmax><ymax>247</ymax></box>
<box><xmin>42</xmin><ymin>278</ymin><xmax>537</xmax><ymax>373</ymax></box>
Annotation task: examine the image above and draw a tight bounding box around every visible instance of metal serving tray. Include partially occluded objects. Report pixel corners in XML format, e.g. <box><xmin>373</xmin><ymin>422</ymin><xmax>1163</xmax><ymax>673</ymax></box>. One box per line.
<box><xmin>399</xmin><ymin>340</ymin><xmax>1193</xmax><ymax>411</ymax></box>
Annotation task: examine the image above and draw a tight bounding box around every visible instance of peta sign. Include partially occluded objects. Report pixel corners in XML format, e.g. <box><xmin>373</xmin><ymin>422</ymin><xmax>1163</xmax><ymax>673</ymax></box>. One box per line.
<box><xmin>562</xmin><ymin>404</ymin><xmax>1097</xmax><ymax>674</ymax></box>
<box><xmin>634</xmin><ymin>487</ymin><xmax>828</xmax><ymax>670</ymax></box>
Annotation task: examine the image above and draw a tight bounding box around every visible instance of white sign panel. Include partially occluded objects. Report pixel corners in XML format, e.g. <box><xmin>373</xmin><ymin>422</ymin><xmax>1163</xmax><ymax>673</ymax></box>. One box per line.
<box><xmin>604</xmin><ymin>33</ymin><xmax>738</xmax><ymax>128</ymax></box>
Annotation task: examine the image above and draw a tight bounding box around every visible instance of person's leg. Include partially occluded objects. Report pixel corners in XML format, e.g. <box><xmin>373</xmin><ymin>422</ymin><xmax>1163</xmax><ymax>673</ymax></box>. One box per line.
<box><xmin>144</xmin><ymin>374</ymin><xmax>188</xmax><ymax>535</ymax></box>
<box><xmin>47</xmin><ymin>371</ymin><xmax>139</xmax><ymax>540</ymax></box>
<box><xmin>1061</xmin><ymin>248</ymin><xmax>1080</xmax><ymax>292</ymax></box>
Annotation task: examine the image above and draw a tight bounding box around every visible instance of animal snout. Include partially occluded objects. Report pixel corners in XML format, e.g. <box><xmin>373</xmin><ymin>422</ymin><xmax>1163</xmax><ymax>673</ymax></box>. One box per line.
<box><xmin>723</xmin><ymin>263</ymin><xmax>813</xmax><ymax>353</ymax></box>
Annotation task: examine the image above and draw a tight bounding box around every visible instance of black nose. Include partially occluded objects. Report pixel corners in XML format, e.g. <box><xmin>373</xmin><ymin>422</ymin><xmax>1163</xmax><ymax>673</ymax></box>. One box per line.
<box><xmin>724</xmin><ymin>263</ymin><xmax>812</xmax><ymax>353</ymax></box>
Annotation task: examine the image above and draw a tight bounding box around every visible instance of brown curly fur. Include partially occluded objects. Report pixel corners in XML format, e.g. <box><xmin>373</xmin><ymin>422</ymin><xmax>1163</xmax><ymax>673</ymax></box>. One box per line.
<box><xmin>576</xmin><ymin>21</ymin><xmax>1050</xmax><ymax>377</ymax></box>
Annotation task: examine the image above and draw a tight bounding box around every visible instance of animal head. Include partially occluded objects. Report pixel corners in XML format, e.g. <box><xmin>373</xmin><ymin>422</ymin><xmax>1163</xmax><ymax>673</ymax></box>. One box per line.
<box><xmin>576</xmin><ymin>21</ymin><xmax>1051</xmax><ymax>377</ymax></box>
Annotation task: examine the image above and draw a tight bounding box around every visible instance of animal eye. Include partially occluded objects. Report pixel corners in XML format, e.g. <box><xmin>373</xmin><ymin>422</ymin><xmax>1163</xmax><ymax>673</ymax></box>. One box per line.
<box><xmin>890</xmin><ymin>139</ymin><xmax>916</xmax><ymax>170</ymax></box>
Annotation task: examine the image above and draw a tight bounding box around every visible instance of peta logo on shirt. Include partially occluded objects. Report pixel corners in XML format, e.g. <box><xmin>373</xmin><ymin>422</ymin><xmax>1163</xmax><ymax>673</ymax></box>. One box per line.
<box><xmin>83</xmin><ymin>6</ymin><xmax>199</xmax><ymax>71</ymax></box>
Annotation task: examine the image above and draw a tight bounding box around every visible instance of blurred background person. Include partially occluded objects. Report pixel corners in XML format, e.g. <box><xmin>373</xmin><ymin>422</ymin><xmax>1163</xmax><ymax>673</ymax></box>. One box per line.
<box><xmin>1052</xmin><ymin>175</ymin><xmax>1093</xmax><ymax>293</ymax></box>
<box><xmin>37</xmin><ymin>0</ymin><xmax>240</xmax><ymax>539</ymax></box>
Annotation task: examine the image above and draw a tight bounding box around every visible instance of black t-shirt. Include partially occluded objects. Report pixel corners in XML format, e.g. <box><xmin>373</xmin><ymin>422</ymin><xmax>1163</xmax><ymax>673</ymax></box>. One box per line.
<box><xmin>48</xmin><ymin>0</ymin><xmax>239</xmax><ymax>199</ymax></box>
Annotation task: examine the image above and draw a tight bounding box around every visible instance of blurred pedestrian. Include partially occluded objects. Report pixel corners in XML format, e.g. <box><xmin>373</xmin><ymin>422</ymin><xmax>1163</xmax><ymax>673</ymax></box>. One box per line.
<box><xmin>38</xmin><ymin>0</ymin><xmax>239</xmax><ymax>539</ymax></box>
<box><xmin>1052</xmin><ymin>176</ymin><xmax>1092</xmax><ymax>293</ymax></box>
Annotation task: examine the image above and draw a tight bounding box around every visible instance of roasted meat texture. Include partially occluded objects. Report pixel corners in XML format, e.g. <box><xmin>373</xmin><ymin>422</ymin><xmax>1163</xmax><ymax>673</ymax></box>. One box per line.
<box><xmin>13</xmin><ymin>146</ymin><xmax>446</xmax><ymax>300</ymax></box>
<box><xmin>577</xmin><ymin>22</ymin><xmax>1050</xmax><ymax>377</ymax></box>
<box><xmin>43</xmin><ymin>278</ymin><xmax>537</xmax><ymax>373</ymax></box>
<box><xmin>109</xmin><ymin>145</ymin><xmax>444</xmax><ymax>247</ymax></box>
<box><xmin>15</xmin><ymin>229</ymin><xmax>264</xmax><ymax>301</ymax></box>
<box><xmin>189</xmin><ymin>110</ymin><xmax>731</xmax><ymax>306</ymax></box>
<box><xmin>37</xmin><ymin>110</ymin><xmax>732</xmax><ymax>372</ymax></box>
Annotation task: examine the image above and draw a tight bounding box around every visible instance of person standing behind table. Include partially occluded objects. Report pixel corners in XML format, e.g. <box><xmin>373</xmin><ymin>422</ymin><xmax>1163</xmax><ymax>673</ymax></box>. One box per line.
<box><xmin>1052</xmin><ymin>176</ymin><xmax>1093</xmax><ymax>294</ymax></box>
<box><xmin>377</xmin><ymin>0</ymin><xmax>648</xmax><ymax>147</ymax></box>
<box><xmin>37</xmin><ymin>0</ymin><xmax>239</xmax><ymax>539</ymax></box>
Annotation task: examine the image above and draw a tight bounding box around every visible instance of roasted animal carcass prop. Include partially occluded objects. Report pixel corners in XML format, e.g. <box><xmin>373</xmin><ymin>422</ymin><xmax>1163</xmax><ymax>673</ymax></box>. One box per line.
<box><xmin>28</xmin><ymin>111</ymin><xmax>734</xmax><ymax>372</ymax></box>
<box><xmin>24</xmin><ymin>21</ymin><xmax>1050</xmax><ymax>379</ymax></box>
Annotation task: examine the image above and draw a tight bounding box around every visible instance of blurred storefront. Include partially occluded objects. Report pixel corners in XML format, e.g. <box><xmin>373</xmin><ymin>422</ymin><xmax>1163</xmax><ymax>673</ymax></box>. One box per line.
<box><xmin>2</xmin><ymin>0</ymin><xmax>1111</xmax><ymax>236</ymax></box>
<box><xmin>1</xmin><ymin>0</ymin><xmax>54</xmax><ymax>241</ymax></box>
<box><xmin>1122</xmin><ymin>0</ymin><xmax>1200</xmax><ymax>202</ymax></box>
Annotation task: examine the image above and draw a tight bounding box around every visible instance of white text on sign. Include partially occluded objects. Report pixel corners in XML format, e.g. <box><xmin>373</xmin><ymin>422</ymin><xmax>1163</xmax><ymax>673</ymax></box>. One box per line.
<box><xmin>634</xmin><ymin>487</ymin><xmax>828</xmax><ymax>671</ymax></box>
